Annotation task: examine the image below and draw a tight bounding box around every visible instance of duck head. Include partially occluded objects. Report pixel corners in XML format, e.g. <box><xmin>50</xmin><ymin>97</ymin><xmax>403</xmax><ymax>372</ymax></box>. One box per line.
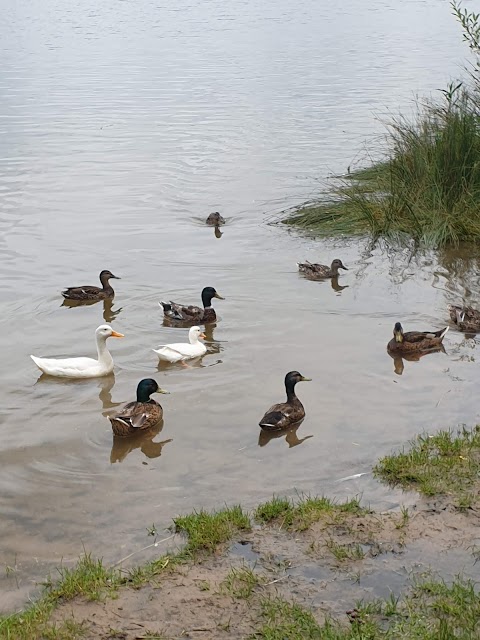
<box><xmin>201</xmin><ymin>287</ymin><xmax>225</xmax><ymax>308</ymax></box>
<box><xmin>331</xmin><ymin>259</ymin><xmax>348</xmax><ymax>273</ymax></box>
<box><xmin>393</xmin><ymin>322</ymin><xmax>404</xmax><ymax>343</ymax></box>
<box><xmin>99</xmin><ymin>270</ymin><xmax>121</xmax><ymax>284</ymax></box>
<box><xmin>96</xmin><ymin>324</ymin><xmax>124</xmax><ymax>340</ymax></box>
<box><xmin>136</xmin><ymin>378</ymin><xmax>169</xmax><ymax>402</ymax></box>
<box><xmin>189</xmin><ymin>326</ymin><xmax>207</xmax><ymax>343</ymax></box>
<box><xmin>285</xmin><ymin>371</ymin><xmax>312</xmax><ymax>386</ymax></box>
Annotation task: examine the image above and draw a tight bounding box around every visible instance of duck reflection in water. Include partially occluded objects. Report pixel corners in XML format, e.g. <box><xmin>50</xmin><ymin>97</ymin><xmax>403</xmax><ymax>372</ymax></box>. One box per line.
<box><xmin>61</xmin><ymin>297</ymin><xmax>122</xmax><ymax>323</ymax></box>
<box><xmin>258</xmin><ymin>421</ymin><xmax>313</xmax><ymax>448</ymax></box>
<box><xmin>331</xmin><ymin>276</ymin><xmax>349</xmax><ymax>292</ymax></box>
<box><xmin>110</xmin><ymin>422</ymin><xmax>173</xmax><ymax>463</ymax></box>
<box><xmin>214</xmin><ymin>225</ymin><xmax>223</xmax><ymax>239</ymax></box>
<box><xmin>34</xmin><ymin>372</ymin><xmax>121</xmax><ymax>411</ymax></box>
<box><xmin>98</xmin><ymin>374</ymin><xmax>123</xmax><ymax>411</ymax></box>
<box><xmin>388</xmin><ymin>344</ymin><xmax>446</xmax><ymax>376</ymax></box>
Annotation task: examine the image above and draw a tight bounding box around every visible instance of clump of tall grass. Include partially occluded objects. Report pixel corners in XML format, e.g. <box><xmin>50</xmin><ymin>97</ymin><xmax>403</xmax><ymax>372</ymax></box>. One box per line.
<box><xmin>287</xmin><ymin>86</ymin><xmax>480</xmax><ymax>248</ymax></box>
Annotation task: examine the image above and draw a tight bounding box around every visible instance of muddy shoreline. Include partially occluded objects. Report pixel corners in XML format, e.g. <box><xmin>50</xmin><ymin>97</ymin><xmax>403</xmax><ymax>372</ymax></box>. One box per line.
<box><xmin>3</xmin><ymin>448</ymin><xmax>480</xmax><ymax>640</ymax></box>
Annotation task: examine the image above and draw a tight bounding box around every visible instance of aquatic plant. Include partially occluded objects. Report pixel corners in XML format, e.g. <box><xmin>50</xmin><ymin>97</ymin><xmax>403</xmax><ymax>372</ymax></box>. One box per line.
<box><xmin>286</xmin><ymin>4</ymin><xmax>480</xmax><ymax>249</ymax></box>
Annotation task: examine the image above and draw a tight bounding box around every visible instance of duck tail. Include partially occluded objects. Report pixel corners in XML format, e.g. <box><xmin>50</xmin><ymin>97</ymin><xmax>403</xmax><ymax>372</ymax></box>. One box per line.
<box><xmin>440</xmin><ymin>326</ymin><xmax>449</xmax><ymax>340</ymax></box>
<box><xmin>448</xmin><ymin>304</ymin><xmax>463</xmax><ymax>324</ymax></box>
<box><xmin>30</xmin><ymin>355</ymin><xmax>43</xmax><ymax>369</ymax></box>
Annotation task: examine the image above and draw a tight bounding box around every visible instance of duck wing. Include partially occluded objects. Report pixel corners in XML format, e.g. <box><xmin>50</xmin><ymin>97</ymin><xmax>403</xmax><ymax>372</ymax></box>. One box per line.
<box><xmin>403</xmin><ymin>327</ymin><xmax>448</xmax><ymax>342</ymax></box>
<box><xmin>298</xmin><ymin>261</ymin><xmax>317</xmax><ymax>271</ymax></box>
<box><xmin>259</xmin><ymin>402</ymin><xmax>297</xmax><ymax>431</ymax></box>
<box><xmin>450</xmin><ymin>305</ymin><xmax>480</xmax><ymax>327</ymax></box>
<box><xmin>30</xmin><ymin>355</ymin><xmax>101</xmax><ymax>377</ymax></box>
<box><xmin>297</xmin><ymin>261</ymin><xmax>329</xmax><ymax>276</ymax></box>
<box><xmin>62</xmin><ymin>285</ymin><xmax>102</xmax><ymax>299</ymax></box>
<box><xmin>160</xmin><ymin>301</ymin><xmax>202</xmax><ymax>321</ymax></box>
<box><xmin>110</xmin><ymin>401</ymin><xmax>160</xmax><ymax>432</ymax></box>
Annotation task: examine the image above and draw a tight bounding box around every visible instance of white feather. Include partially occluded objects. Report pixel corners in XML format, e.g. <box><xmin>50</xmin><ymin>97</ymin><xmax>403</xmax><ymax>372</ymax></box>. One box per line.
<box><xmin>153</xmin><ymin>326</ymin><xmax>207</xmax><ymax>363</ymax></box>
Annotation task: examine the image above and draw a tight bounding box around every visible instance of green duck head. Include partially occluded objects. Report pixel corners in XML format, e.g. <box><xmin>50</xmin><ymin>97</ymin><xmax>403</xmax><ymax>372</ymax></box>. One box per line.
<box><xmin>201</xmin><ymin>286</ymin><xmax>225</xmax><ymax>308</ymax></box>
<box><xmin>136</xmin><ymin>378</ymin><xmax>169</xmax><ymax>402</ymax></box>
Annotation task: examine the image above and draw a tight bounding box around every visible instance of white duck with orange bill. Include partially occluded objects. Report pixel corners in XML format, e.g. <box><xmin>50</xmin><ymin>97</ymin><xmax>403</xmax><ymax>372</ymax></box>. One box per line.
<box><xmin>30</xmin><ymin>324</ymin><xmax>124</xmax><ymax>378</ymax></box>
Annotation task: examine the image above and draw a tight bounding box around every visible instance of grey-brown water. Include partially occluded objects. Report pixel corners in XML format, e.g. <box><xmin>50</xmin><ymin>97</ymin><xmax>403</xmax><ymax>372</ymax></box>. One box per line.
<box><xmin>0</xmin><ymin>0</ymin><xmax>478</xmax><ymax>610</ymax></box>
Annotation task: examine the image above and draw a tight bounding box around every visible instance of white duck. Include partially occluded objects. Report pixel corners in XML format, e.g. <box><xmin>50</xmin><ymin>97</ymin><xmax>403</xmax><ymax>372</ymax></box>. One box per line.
<box><xmin>30</xmin><ymin>324</ymin><xmax>124</xmax><ymax>378</ymax></box>
<box><xmin>153</xmin><ymin>326</ymin><xmax>207</xmax><ymax>363</ymax></box>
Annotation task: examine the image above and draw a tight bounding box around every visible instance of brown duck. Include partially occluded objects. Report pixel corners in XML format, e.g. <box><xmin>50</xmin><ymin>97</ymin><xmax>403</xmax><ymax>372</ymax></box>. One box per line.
<box><xmin>387</xmin><ymin>322</ymin><xmax>448</xmax><ymax>354</ymax></box>
<box><xmin>160</xmin><ymin>286</ymin><xmax>224</xmax><ymax>324</ymax></box>
<box><xmin>206</xmin><ymin>212</ymin><xmax>225</xmax><ymax>226</ymax></box>
<box><xmin>297</xmin><ymin>259</ymin><xmax>348</xmax><ymax>279</ymax></box>
<box><xmin>108</xmin><ymin>379</ymin><xmax>169</xmax><ymax>437</ymax></box>
<box><xmin>449</xmin><ymin>305</ymin><xmax>480</xmax><ymax>333</ymax></box>
<box><xmin>259</xmin><ymin>371</ymin><xmax>311</xmax><ymax>431</ymax></box>
<box><xmin>62</xmin><ymin>270</ymin><xmax>120</xmax><ymax>301</ymax></box>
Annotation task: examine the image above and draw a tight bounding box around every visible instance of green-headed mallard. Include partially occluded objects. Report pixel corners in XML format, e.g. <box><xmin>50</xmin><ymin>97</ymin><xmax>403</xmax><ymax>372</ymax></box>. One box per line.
<box><xmin>160</xmin><ymin>287</ymin><xmax>224</xmax><ymax>324</ymax></box>
<box><xmin>449</xmin><ymin>304</ymin><xmax>480</xmax><ymax>333</ymax></box>
<box><xmin>297</xmin><ymin>259</ymin><xmax>348</xmax><ymax>279</ymax></box>
<box><xmin>259</xmin><ymin>371</ymin><xmax>311</xmax><ymax>431</ymax></box>
<box><xmin>206</xmin><ymin>212</ymin><xmax>225</xmax><ymax>226</ymax></box>
<box><xmin>30</xmin><ymin>324</ymin><xmax>124</xmax><ymax>378</ymax></box>
<box><xmin>109</xmin><ymin>378</ymin><xmax>169</xmax><ymax>437</ymax></box>
<box><xmin>387</xmin><ymin>322</ymin><xmax>448</xmax><ymax>354</ymax></box>
<box><xmin>62</xmin><ymin>270</ymin><xmax>120</xmax><ymax>301</ymax></box>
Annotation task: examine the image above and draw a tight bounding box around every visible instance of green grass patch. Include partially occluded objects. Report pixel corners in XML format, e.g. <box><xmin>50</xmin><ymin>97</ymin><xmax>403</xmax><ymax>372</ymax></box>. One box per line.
<box><xmin>0</xmin><ymin>554</ymin><xmax>119</xmax><ymax>640</ymax></box>
<box><xmin>251</xmin><ymin>576</ymin><xmax>480</xmax><ymax>639</ymax></box>
<box><xmin>254</xmin><ymin>496</ymin><xmax>292</xmax><ymax>523</ymax></box>
<box><xmin>285</xmin><ymin>87</ymin><xmax>480</xmax><ymax>248</ymax></box>
<box><xmin>374</xmin><ymin>426</ymin><xmax>480</xmax><ymax>506</ymax></box>
<box><xmin>255</xmin><ymin>494</ymin><xmax>366</xmax><ymax>531</ymax></box>
<box><xmin>173</xmin><ymin>504</ymin><xmax>251</xmax><ymax>553</ymax></box>
<box><xmin>121</xmin><ymin>553</ymin><xmax>184</xmax><ymax>589</ymax></box>
<box><xmin>0</xmin><ymin>506</ymin><xmax>251</xmax><ymax>639</ymax></box>
<box><xmin>325</xmin><ymin>539</ymin><xmax>365</xmax><ymax>563</ymax></box>
<box><xmin>46</xmin><ymin>554</ymin><xmax>119</xmax><ymax>602</ymax></box>
<box><xmin>386</xmin><ymin>575</ymin><xmax>480</xmax><ymax>638</ymax></box>
<box><xmin>250</xmin><ymin>598</ymin><xmax>328</xmax><ymax>639</ymax></box>
<box><xmin>221</xmin><ymin>565</ymin><xmax>263</xmax><ymax>599</ymax></box>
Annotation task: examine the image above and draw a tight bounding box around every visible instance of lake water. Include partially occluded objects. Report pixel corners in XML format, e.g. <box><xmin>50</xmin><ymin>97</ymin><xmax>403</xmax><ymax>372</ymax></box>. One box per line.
<box><xmin>1</xmin><ymin>0</ymin><xmax>477</xmax><ymax>610</ymax></box>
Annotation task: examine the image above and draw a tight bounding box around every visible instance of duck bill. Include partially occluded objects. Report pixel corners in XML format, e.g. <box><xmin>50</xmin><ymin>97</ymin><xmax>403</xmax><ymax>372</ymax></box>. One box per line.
<box><xmin>156</xmin><ymin>388</ymin><xmax>170</xmax><ymax>394</ymax></box>
<box><xmin>214</xmin><ymin>292</ymin><xmax>224</xmax><ymax>300</ymax></box>
<box><xmin>112</xmin><ymin>275</ymin><xmax>121</xmax><ymax>279</ymax></box>
<box><xmin>341</xmin><ymin>265</ymin><xmax>348</xmax><ymax>270</ymax></box>
<box><xmin>199</xmin><ymin>333</ymin><xmax>207</xmax><ymax>339</ymax></box>
<box><xmin>111</xmin><ymin>331</ymin><xmax>124</xmax><ymax>338</ymax></box>
<box><xmin>300</xmin><ymin>376</ymin><xmax>312</xmax><ymax>381</ymax></box>
<box><xmin>394</xmin><ymin>331</ymin><xmax>403</xmax><ymax>343</ymax></box>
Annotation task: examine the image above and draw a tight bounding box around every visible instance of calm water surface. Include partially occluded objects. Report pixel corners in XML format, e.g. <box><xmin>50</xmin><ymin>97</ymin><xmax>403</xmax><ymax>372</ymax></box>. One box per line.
<box><xmin>1</xmin><ymin>0</ymin><xmax>478</xmax><ymax>609</ymax></box>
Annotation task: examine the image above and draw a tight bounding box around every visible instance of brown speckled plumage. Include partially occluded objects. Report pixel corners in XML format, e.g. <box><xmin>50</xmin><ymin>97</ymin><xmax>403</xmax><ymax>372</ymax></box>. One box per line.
<box><xmin>62</xmin><ymin>270</ymin><xmax>120</xmax><ymax>301</ymax></box>
<box><xmin>259</xmin><ymin>371</ymin><xmax>311</xmax><ymax>432</ymax></box>
<box><xmin>387</xmin><ymin>322</ymin><xmax>448</xmax><ymax>354</ymax></box>
<box><xmin>449</xmin><ymin>305</ymin><xmax>480</xmax><ymax>333</ymax></box>
<box><xmin>160</xmin><ymin>286</ymin><xmax>224</xmax><ymax>325</ymax></box>
<box><xmin>109</xmin><ymin>379</ymin><xmax>168</xmax><ymax>437</ymax></box>
<box><xmin>297</xmin><ymin>259</ymin><xmax>348</xmax><ymax>279</ymax></box>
